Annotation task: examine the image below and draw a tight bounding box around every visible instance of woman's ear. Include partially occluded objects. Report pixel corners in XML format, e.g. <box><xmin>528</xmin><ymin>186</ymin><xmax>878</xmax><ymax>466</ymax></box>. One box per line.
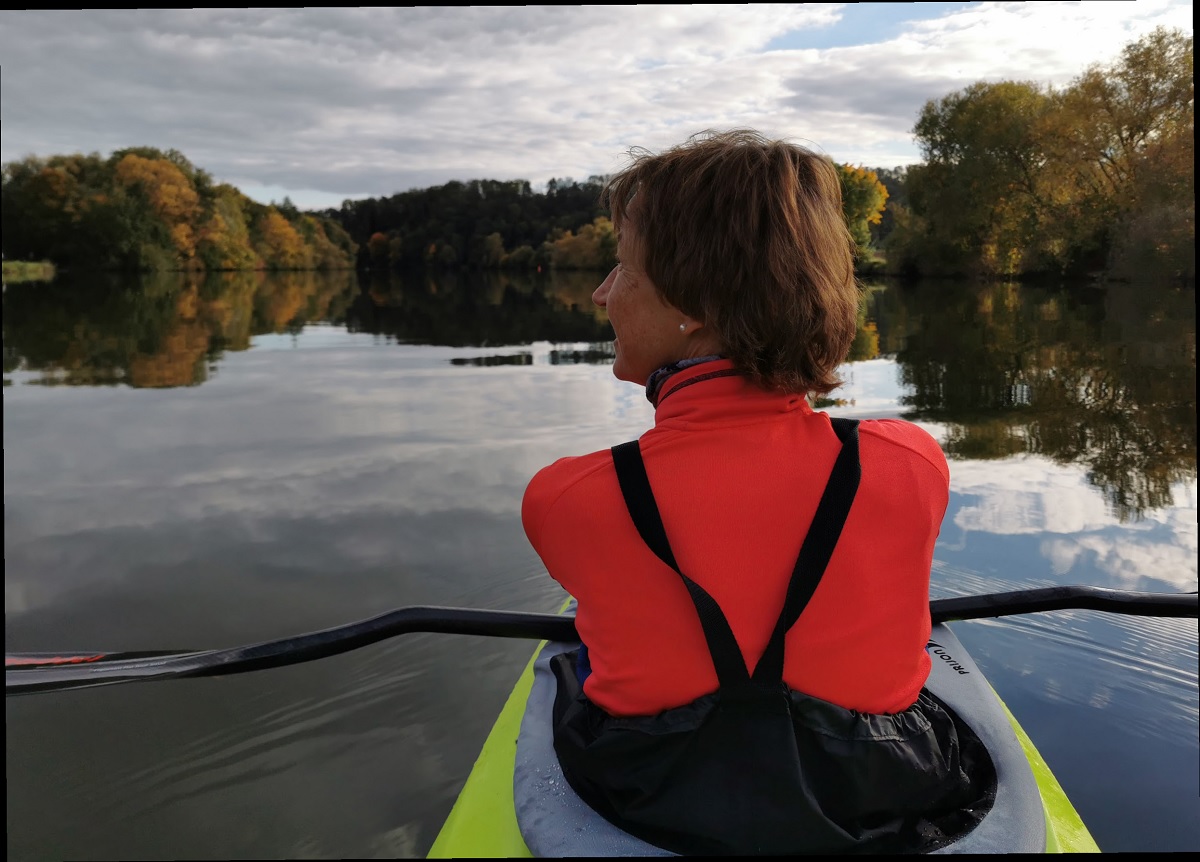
<box><xmin>679</xmin><ymin>315</ymin><xmax>724</xmax><ymax>355</ymax></box>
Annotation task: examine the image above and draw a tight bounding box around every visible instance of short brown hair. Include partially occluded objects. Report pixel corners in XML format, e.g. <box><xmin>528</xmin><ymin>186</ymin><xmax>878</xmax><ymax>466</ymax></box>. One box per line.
<box><xmin>601</xmin><ymin>129</ymin><xmax>859</xmax><ymax>395</ymax></box>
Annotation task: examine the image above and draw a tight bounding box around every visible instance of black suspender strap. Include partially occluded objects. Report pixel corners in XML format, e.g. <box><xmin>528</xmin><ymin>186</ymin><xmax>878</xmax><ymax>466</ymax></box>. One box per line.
<box><xmin>752</xmin><ymin>418</ymin><xmax>860</xmax><ymax>684</ymax></box>
<box><xmin>611</xmin><ymin>440</ymin><xmax>754</xmax><ymax>690</ymax></box>
<box><xmin>610</xmin><ymin>418</ymin><xmax>861</xmax><ymax>692</ymax></box>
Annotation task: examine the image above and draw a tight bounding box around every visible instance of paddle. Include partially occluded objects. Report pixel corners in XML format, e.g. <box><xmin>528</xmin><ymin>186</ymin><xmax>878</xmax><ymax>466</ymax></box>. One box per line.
<box><xmin>6</xmin><ymin>586</ymin><xmax>1196</xmax><ymax>696</ymax></box>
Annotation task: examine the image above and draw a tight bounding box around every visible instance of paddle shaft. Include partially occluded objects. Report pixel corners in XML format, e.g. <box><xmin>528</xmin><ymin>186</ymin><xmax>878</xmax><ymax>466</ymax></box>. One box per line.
<box><xmin>930</xmin><ymin>585</ymin><xmax>1198</xmax><ymax>623</ymax></box>
<box><xmin>7</xmin><ymin>586</ymin><xmax>1196</xmax><ymax>695</ymax></box>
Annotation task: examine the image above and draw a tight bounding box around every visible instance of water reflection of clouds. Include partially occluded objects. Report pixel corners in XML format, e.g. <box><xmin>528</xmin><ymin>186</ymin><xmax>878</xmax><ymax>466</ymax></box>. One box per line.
<box><xmin>825</xmin><ymin>358</ymin><xmax>906</xmax><ymax>418</ymax></box>
<box><xmin>948</xmin><ymin>456</ymin><xmax>1116</xmax><ymax>535</ymax></box>
<box><xmin>10</xmin><ymin>345</ymin><xmax>1195</xmax><ymax>611</ymax></box>
<box><xmin>3</xmin><ymin>337</ymin><xmax>654</xmax><ymax>617</ymax></box>
<box><xmin>938</xmin><ymin>454</ymin><xmax>1197</xmax><ymax>592</ymax></box>
<box><xmin>1040</xmin><ymin>531</ymin><xmax>1198</xmax><ymax>592</ymax></box>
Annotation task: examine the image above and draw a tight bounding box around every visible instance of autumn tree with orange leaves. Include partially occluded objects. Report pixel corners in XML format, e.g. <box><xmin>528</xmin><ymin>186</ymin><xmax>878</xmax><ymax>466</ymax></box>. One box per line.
<box><xmin>1</xmin><ymin>148</ymin><xmax>357</xmax><ymax>273</ymax></box>
<box><xmin>838</xmin><ymin>165</ymin><xmax>889</xmax><ymax>258</ymax></box>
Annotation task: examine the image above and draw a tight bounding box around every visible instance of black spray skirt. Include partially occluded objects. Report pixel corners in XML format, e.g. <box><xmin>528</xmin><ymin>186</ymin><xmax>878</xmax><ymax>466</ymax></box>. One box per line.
<box><xmin>551</xmin><ymin>648</ymin><xmax>997</xmax><ymax>856</ymax></box>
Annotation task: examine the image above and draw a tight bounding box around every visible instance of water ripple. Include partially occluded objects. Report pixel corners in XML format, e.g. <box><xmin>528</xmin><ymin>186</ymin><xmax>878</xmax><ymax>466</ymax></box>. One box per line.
<box><xmin>931</xmin><ymin>562</ymin><xmax>1198</xmax><ymax>745</ymax></box>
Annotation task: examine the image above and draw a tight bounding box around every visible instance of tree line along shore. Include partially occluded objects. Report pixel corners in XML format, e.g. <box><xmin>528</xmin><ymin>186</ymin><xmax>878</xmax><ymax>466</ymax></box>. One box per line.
<box><xmin>2</xmin><ymin>28</ymin><xmax>1190</xmax><ymax>284</ymax></box>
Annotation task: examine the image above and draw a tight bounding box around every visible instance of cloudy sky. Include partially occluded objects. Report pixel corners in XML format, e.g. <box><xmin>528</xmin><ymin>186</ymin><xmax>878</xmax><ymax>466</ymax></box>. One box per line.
<box><xmin>1</xmin><ymin>3</ymin><xmax>1192</xmax><ymax>210</ymax></box>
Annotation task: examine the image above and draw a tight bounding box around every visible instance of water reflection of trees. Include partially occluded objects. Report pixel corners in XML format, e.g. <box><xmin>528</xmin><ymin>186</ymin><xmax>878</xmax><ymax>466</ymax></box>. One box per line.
<box><xmin>2</xmin><ymin>269</ymin><xmax>359</xmax><ymax>387</ymax></box>
<box><xmin>2</xmin><ymin>269</ymin><xmax>614</xmax><ymax>388</ymax></box>
<box><xmin>344</xmin><ymin>269</ymin><xmax>613</xmax><ymax>346</ymax></box>
<box><xmin>9</xmin><ymin>268</ymin><xmax>1191</xmax><ymax>520</ymax></box>
<box><xmin>876</xmin><ymin>280</ymin><xmax>1197</xmax><ymax>520</ymax></box>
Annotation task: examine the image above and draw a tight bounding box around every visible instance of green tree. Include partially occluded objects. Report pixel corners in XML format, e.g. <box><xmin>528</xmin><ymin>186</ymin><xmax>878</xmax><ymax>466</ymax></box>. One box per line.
<box><xmin>905</xmin><ymin>80</ymin><xmax>1052</xmax><ymax>276</ymax></box>
<box><xmin>1065</xmin><ymin>27</ymin><xmax>1195</xmax><ymax>279</ymax></box>
<box><xmin>482</xmin><ymin>231</ymin><xmax>507</xmax><ymax>268</ymax></box>
<box><xmin>196</xmin><ymin>185</ymin><xmax>258</xmax><ymax>270</ymax></box>
<box><xmin>896</xmin><ymin>28</ymin><xmax>1193</xmax><ymax>280</ymax></box>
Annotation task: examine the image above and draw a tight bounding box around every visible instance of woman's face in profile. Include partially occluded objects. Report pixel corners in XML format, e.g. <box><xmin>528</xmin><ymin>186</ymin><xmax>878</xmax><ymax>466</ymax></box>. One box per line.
<box><xmin>591</xmin><ymin>221</ymin><xmax>690</xmax><ymax>385</ymax></box>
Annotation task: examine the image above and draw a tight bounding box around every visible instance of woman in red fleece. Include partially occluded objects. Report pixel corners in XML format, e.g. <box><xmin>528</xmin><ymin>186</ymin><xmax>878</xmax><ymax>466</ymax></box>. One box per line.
<box><xmin>521</xmin><ymin>130</ymin><xmax>991</xmax><ymax>855</ymax></box>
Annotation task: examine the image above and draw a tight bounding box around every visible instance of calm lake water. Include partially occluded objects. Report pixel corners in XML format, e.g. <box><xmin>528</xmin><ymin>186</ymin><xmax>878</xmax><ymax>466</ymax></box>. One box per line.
<box><xmin>4</xmin><ymin>269</ymin><xmax>1197</xmax><ymax>857</ymax></box>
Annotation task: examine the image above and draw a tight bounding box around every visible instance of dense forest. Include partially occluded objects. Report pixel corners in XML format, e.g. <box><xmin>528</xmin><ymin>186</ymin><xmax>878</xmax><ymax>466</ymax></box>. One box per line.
<box><xmin>1</xmin><ymin>147</ymin><xmax>358</xmax><ymax>273</ymax></box>
<box><xmin>885</xmin><ymin>27</ymin><xmax>1193</xmax><ymax>280</ymax></box>
<box><xmin>320</xmin><ymin>164</ymin><xmax>887</xmax><ymax>273</ymax></box>
<box><xmin>1</xmin><ymin>149</ymin><xmax>887</xmax><ymax>275</ymax></box>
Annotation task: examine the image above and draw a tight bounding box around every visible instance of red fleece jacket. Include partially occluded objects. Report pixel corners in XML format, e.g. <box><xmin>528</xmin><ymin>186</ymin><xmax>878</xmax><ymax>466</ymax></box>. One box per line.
<box><xmin>522</xmin><ymin>359</ymin><xmax>947</xmax><ymax>718</ymax></box>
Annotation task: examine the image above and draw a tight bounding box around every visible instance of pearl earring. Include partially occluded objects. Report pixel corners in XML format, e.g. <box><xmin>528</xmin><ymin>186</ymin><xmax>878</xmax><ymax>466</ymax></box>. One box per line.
<box><xmin>679</xmin><ymin>323</ymin><xmax>687</xmax><ymax>333</ymax></box>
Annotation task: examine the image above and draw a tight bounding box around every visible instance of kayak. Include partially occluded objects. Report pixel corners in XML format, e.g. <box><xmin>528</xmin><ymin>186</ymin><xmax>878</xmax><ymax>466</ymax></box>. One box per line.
<box><xmin>430</xmin><ymin>618</ymin><xmax>1101</xmax><ymax>856</ymax></box>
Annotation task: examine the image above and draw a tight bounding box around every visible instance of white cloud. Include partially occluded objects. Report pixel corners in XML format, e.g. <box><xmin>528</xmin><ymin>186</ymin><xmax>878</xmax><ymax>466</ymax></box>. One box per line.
<box><xmin>1</xmin><ymin>3</ymin><xmax>1190</xmax><ymax>206</ymax></box>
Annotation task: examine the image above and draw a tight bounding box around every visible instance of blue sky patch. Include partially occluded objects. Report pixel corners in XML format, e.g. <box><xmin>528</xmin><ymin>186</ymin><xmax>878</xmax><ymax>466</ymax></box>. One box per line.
<box><xmin>766</xmin><ymin>2</ymin><xmax>982</xmax><ymax>51</ymax></box>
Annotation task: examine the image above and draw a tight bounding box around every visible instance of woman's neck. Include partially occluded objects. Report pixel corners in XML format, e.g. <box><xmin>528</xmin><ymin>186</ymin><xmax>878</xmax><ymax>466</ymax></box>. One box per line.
<box><xmin>645</xmin><ymin>355</ymin><xmax>725</xmax><ymax>406</ymax></box>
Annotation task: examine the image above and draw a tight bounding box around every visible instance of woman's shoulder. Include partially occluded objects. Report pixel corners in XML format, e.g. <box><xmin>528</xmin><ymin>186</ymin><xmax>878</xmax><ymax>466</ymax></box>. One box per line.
<box><xmin>856</xmin><ymin>418</ymin><xmax>949</xmax><ymax>482</ymax></box>
<box><xmin>521</xmin><ymin>448</ymin><xmax>616</xmax><ymax>542</ymax></box>
<box><xmin>527</xmin><ymin>448</ymin><xmax>615</xmax><ymax>494</ymax></box>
